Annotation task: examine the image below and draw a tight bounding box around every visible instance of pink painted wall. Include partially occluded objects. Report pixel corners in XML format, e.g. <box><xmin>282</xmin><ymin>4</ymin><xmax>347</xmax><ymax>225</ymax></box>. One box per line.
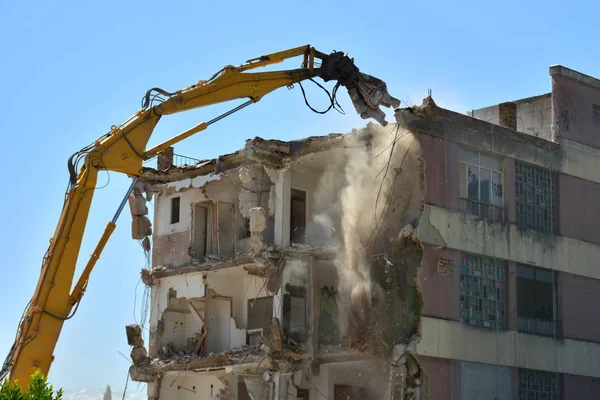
<box><xmin>558</xmin><ymin>174</ymin><xmax>600</xmax><ymax>245</ymax></box>
<box><xmin>152</xmin><ymin>231</ymin><xmax>192</xmax><ymax>268</ymax></box>
<box><xmin>561</xmin><ymin>272</ymin><xmax>600</xmax><ymax>342</ymax></box>
<box><xmin>507</xmin><ymin>262</ymin><xmax>518</xmax><ymax>331</ymax></box>
<box><xmin>418</xmin><ymin>356</ymin><xmax>460</xmax><ymax>400</ymax></box>
<box><xmin>420</xmin><ymin>244</ymin><xmax>460</xmax><ymax>321</ymax></box>
<box><xmin>552</xmin><ymin>71</ymin><xmax>600</xmax><ymax>148</ymax></box>
<box><xmin>417</xmin><ymin>132</ymin><xmax>460</xmax><ymax>211</ymax></box>
<box><xmin>563</xmin><ymin>374</ymin><xmax>600</xmax><ymax>399</ymax></box>
<box><xmin>504</xmin><ymin>158</ymin><xmax>516</xmax><ymax>224</ymax></box>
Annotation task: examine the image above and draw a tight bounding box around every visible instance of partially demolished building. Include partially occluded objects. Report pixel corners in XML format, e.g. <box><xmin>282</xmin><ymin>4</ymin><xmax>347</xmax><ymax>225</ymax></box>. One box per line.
<box><xmin>127</xmin><ymin>65</ymin><xmax>600</xmax><ymax>400</ymax></box>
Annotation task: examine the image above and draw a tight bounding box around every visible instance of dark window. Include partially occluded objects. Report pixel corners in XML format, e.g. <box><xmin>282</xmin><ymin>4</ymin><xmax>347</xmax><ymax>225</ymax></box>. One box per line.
<box><xmin>297</xmin><ymin>388</ymin><xmax>310</xmax><ymax>400</ymax></box>
<box><xmin>290</xmin><ymin>189</ymin><xmax>307</xmax><ymax>243</ymax></box>
<box><xmin>518</xmin><ymin>368</ymin><xmax>561</xmax><ymax>400</ymax></box>
<box><xmin>517</xmin><ymin>265</ymin><xmax>558</xmax><ymax>336</ymax></box>
<box><xmin>459</xmin><ymin>253</ymin><xmax>506</xmax><ymax>330</ymax></box>
<box><xmin>515</xmin><ymin>162</ymin><xmax>557</xmax><ymax>234</ymax></box>
<box><xmin>170</xmin><ymin>197</ymin><xmax>180</xmax><ymax>224</ymax></box>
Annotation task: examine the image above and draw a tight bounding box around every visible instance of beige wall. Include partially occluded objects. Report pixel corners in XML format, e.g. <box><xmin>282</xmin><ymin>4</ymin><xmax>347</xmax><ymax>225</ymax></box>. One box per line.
<box><xmin>417</xmin><ymin>317</ymin><xmax>600</xmax><ymax>378</ymax></box>
<box><xmin>418</xmin><ymin>204</ymin><xmax>600</xmax><ymax>280</ymax></box>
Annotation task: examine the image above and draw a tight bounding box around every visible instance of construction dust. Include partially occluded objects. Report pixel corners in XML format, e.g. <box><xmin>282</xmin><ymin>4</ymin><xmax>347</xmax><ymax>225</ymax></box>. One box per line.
<box><xmin>309</xmin><ymin>122</ymin><xmax>425</xmax><ymax>356</ymax></box>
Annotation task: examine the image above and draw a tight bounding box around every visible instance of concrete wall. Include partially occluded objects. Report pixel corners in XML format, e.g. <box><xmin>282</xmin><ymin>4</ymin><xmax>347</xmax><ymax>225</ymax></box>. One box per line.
<box><xmin>418</xmin><ymin>204</ymin><xmax>600</xmax><ymax>280</ymax></box>
<box><xmin>551</xmin><ymin>66</ymin><xmax>600</xmax><ymax>149</ymax></box>
<box><xmin>157</xmin><ymin>371</ymin><xmax>237</xmax><ymax>399</ymax></box>
<box><xmin>417</xmin><ymin>133</ymin><xmax>460</xmax><ymax>211</ymax></box>
<box><xmin>418</xmin><ymin>356</ymin><xmax>460</xmax><ymax>400</ymax></box>
<box><xmin>561</xmin><ymin>272</ymin><xmax>600</xmax><ymax>342</ymax></box>
<box><xmin>558</xmin><ymin>174</ymin><xmax>600</xmax><ymax>245</ymax></box>
<box><xmin>419</xmin><ymin>244</ymin><xmax>460</xmax><ymax>321</ymax></box>
<box><xmin>516</xmin><ymin>95</ymin><xmax>553</xmax><ymax>140</ymax></box>
<box><xmin>417</xmin><ymin>317</ymin><xmax>600</xmax><ymax>378</ymax></box>
<box><xmin>564</xmin><ymin>374</ymin><xmax>600</xmax><ymax>400</ymax></box>
<box><xmin>310</xmin><ymin>360</ymin><xmax>390</xmax><ymax>400</ymax></box>
<box><xmin>470</xmin><ymin>94</ymin><xmax>552</xmax><ymax>140</ymax></box>
<box><xmin>471</xmin><ymin>105</ymin><xmax>499</xmax><ymax>125</ymax></box>
<box><xmin>460</xmin><ymin>361</ymin><xmax>512</xmax><ymax>400</ymax></box>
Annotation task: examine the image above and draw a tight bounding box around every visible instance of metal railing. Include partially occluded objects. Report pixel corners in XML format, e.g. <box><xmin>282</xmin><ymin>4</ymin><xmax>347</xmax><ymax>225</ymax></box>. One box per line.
<box><xmin>173</xmin><ymin>153</ymin><xmax>202</xmax><ymax>167</ymax></box>
<box><xmin>518</xmin><ymin>316</ymin><xmax>560</xmax><ymax>337</ymax></box>
<box><xmin>461</xmin><ymin>198</ymin><xmax>505</xmax><ymax>223</ymax></box>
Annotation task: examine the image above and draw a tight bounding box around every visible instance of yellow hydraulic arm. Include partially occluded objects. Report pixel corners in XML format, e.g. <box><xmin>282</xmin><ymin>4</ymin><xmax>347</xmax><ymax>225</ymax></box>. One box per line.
<box><xmin>0</xmin><ymin>45</ymin><xmax>399</xmax><ymax>388</ymax></box>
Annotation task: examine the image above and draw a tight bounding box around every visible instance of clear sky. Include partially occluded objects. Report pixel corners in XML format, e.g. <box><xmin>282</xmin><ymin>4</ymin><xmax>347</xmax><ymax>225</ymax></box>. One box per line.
<box><xmin>0</xmin><ymin>0</ymin><xmax>598</xmax><ymax>393</ymax></box>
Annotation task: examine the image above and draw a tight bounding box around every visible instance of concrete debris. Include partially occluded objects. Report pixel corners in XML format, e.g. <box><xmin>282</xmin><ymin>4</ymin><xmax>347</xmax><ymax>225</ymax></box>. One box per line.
<box><xmin>126</xmin><ymin>324</ymin><xmax>144</xmax><ymax>347</ymax></box>
<box><xmin>142</xmin><ymin>236</ymin><xmax>151</xmax><ymax>252</ymax></box>
<box><xmin>132</xmin><ymin>215</ymin><xmax>152</xmax><ymax>240</ymax></box>
<box><xmin>131</xmin><ymin>346</ymin><xmax>148</xmax><ymax>364</ymax></box>
<box><xmin>249</xmin><ymin>207</ymin><xmax>267</xmax><ymax>254</ymax></box>
<box><xmin>271</xmin><ymin>318</ymin><xmax>283</xmax><ymax>352</ymax></box>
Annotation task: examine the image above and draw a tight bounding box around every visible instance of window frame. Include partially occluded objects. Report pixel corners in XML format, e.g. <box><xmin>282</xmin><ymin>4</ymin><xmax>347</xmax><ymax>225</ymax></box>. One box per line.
<box><xmin>170</xmin><ymin>196</ymin><xmax>181</xmax><ymax>225</ymax></box>
<box><xmin>459</xmin><ymin>146</ymin><xmax>504</xmax><ymax>207</ymax></box>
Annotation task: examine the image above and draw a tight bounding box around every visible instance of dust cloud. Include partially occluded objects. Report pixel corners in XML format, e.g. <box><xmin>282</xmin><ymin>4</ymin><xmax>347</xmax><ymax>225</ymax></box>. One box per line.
<box><xmin>308</xmin><ymin>122</ymin><xmax>425</xmax><ymax>352</ymax></box>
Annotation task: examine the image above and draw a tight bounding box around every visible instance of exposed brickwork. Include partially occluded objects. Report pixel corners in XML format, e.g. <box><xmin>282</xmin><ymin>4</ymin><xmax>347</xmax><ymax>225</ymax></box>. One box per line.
<box><xmin>499</xmin><ymin>102</ymin><xmax>517</xmax><ymax>130</ymax></box>
<box><xmin>157</xmin><ymin>147</ymin><xmax>174</xmax><ymax>171</ymax></box>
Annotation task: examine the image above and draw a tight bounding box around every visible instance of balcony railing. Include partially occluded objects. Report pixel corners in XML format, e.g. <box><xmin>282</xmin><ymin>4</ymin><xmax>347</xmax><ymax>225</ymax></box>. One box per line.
<box><xmin>173</xmin><ymin>153</ymin><xmax>202</xmax><ymax>167</ymax></box>
<box><xmin>518</xmin><ymin>316</ymin><xmax>560</xmax><ymax>337</ymax></box>
<box><xmin>461</xmin><ymin>198</ymin><xmax>505</xmax><ymax>223</ymax></box>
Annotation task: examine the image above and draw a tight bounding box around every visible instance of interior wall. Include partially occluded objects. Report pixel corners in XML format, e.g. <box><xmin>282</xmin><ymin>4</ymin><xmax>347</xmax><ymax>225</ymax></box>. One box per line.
<box><xmin>309</xmin><ymin>360</ymin><xmax>390</xmax><ymax>400</ymax></box>
<box><xmin>158</xmin><ymin>371</ymin><xmax>237</xmax><ymax>400</ymax></box>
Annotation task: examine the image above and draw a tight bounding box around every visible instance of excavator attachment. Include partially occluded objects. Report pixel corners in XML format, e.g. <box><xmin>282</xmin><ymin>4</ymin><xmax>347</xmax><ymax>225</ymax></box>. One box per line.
<box><xmin>320</xmin><ymin>51</ymin><xmax>400</xmax><ymax>125</ymax></box>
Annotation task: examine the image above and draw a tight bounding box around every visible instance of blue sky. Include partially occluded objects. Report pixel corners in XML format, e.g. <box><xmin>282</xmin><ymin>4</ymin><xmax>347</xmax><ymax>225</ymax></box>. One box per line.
<box><xmin>0</xmin><ymin>0</ymin><xmax>597</xmax><ymax>392</ymax></box>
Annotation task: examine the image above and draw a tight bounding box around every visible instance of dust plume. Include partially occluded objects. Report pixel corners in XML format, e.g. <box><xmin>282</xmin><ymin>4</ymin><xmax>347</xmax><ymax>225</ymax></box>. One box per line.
<box><xmin>309</xmin><ymin>122</ymin><xmax>425</xmax><ymax>353</ymax></box>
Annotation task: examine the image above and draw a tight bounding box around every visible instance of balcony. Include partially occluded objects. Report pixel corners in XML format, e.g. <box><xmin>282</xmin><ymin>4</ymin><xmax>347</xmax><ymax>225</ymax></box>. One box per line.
<box><xmin>518</xmin><ymin>316</ymin><xmax>560</xmax><ymax>337</ymax></box>
<box><xmin>461</xmin><ymin>198</ymin><xmax>505</xmax><ymax>223</ymax></box>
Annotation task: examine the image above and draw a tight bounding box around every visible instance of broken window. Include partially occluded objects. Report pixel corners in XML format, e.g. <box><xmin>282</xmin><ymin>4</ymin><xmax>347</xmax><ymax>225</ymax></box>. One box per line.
<box><xmin>459</xmin><ymin>253</ymin><xmax>506</xmax><ymax>330</ymax></box>
<box><xmin>459</xmin><ymin>146</ymin><xmax>504</xmax><ymax>222</ymax></box>
<box><xmin>193</xmin><ymin>203</ymin><xmax>210</xmax><ymax>258</ymax></box>
<box><xmin>515</xmin><ymin>161</ymin><xmax>557</xmax><ymax>234</ymax></box>
<box><xmin>290</xmin><ymin>189</ymin><xmax>307</xmax><ymax>243</ymax></box>
<box><xmin>517</xmin><ymin>264</ymin><xmax>558</xmax><ymax>336</ymax></box>
<box><xmin>247</xmin><ymin>297</ymin><xmax>273</xmax><ymax>341</ymax></box>
<box><xmin>518</xmin><ymin>368</ymin><xmax>561</xmax><ymax>400</ymax></box>
<box><xmin>170</xmin><ymin>197</ymin><xmax>180</xmax><ymax>224</ymax></box>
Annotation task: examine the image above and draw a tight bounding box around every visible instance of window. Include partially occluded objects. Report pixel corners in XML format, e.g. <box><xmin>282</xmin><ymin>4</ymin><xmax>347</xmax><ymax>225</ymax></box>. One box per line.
<box><xmin>459</xmin><ymin>147</ymin><xmax>504</xmax><ymax>221</ymax></box>
<box><xmin>517</xmin><ymin>265</ymin><xmax>558</xmax><ymax>336</ymax></box>
<box><xmin>518</xmin><ymin>369</ymin><xmax>561</xmax><ymax>400</ymax></box>
<box><xmin>290</xmin><ymin>189</ymin><xmax>307</xmax><ymax>243</ymax></box>
<box><xmin>515</xmin><ymin>161</ymin><xmax>557</xmax><ymax>234</ymax></box>
<box><xmin>459</xmin><ymin>253</ymin><xmax>506</xmax><ymax>330</ymax></box>
<box><xmin>170</xmin><ymin>197</ymin><xmax>180</xmax><ymax>224</ymax></box>
<box><xmin>459</xmin><ymin>147</ymin><xmax>504</xmax><ymax>222</ymax></box>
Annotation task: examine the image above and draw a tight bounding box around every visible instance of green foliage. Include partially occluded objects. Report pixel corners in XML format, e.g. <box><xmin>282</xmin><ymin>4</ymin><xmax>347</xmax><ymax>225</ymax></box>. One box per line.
<box><xmin>0</xmin><ymin>371</ymin><xmax>63</xmax><ymax>400</ymax></box>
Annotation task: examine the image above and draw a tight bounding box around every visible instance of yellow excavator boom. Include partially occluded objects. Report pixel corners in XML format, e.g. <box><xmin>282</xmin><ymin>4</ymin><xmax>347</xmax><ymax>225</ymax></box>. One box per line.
<box><xmin>1</xmin><ymin>45</ymin><xmax>399</xmax><ymax>388</ymax></box>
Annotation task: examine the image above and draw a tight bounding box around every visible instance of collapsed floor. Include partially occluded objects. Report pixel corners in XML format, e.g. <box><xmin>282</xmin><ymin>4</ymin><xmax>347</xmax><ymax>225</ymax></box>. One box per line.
<box><xmin>126</xmin><ymin>105</ymin><xmax>433</xmax><ymax>399</ymax></box>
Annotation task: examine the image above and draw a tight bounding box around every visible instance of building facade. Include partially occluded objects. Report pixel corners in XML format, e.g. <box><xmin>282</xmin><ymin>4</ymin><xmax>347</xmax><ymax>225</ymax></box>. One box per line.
<box><xmin>126</xmin><ymin>65</ymin><xmax>600</xmax><ymax>399</ymax></box>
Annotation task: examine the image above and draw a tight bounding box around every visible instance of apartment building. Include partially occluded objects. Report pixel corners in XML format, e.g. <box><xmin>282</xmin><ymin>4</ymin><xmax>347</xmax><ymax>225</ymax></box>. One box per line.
<box><xmin>126</xmin><ymin>64</ymin><xmax>600</xmax><ymax>400</ymax></box>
